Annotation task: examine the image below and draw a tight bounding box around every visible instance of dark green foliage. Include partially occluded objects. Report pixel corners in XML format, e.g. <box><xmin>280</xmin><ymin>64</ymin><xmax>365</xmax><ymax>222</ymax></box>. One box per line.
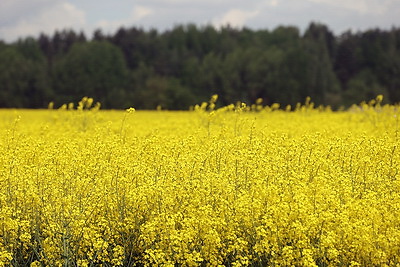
<box><xmin>1</xmin><ymin>23</ymin><xmax>400</xmax><ymax>109</ymax></box>
<box><xmin>342</xmin><ymin>69</ymin><xmax>388</xmax><ymax>106</ymax></box>
<box><xmin>0</xmin><ymin>39</ymin><xmax>51</xmax><ymax>108</ymax></box>
<box><xmin>53</xmin><ymin>41</ymin><xmax>128</xmax><ymax>108</ymax></box>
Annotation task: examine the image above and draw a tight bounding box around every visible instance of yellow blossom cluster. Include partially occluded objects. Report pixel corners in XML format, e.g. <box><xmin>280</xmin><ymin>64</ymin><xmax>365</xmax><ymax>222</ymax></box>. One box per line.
<box><xmin>0</xmin><ymin>96</ymin><xmax>399</xmax><ymax>266</ymax></box>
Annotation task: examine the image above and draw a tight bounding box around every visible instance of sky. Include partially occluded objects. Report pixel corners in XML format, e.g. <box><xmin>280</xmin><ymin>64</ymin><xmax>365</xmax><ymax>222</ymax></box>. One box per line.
<box><xmin>1</xmin><ymin>0</ymin><xmax>400</xmax><ymax>42</ymax></box>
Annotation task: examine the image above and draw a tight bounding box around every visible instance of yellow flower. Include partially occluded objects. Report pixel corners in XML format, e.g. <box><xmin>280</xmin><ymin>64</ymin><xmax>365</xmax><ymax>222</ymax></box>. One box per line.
<box><xmin>126</xmin><ymin>107</ymin><xmax>136</xmax><ymax>113</ymax></box>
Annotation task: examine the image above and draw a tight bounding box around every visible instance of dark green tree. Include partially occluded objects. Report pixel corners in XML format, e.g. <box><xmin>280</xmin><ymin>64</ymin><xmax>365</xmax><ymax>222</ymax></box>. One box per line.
<box><xmin>342</xmin><ymin>69</ymin><xmax>388</xmax><ymax>106</ymax></box>
<box><xmin>303</xmin><ymin>24</ymin><xmax>341</xmax><ymax>106</ymax></box>
<box><xmin>1</xmin><ymin>23</ymin><xmax>400</xmax><ymax>109</ymax></box>
<box><xmin>334</xmin><ymin>31</ymin><xmax>363</xmax><ymax>89</ymax></box>
<box><xmin>360</xmin><ymin>29</ymin><xmax>400</xmax><ymax>102</ymax></box>
<box><xmin>53</xmin><ymin>41</ymin><xmax>129</xmax><ymax>107</ymax></box>
<box><xmin>0</xmin><ymin>41</ymin><xmax>51</xmax><ymax>108</ymax></box>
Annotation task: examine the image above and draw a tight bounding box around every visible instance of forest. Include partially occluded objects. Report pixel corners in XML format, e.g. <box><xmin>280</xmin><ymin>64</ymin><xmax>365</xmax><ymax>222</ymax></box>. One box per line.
<box><xmin>0</xmin><ymin>22</ymin><xmax>399</xmax><ymax>109</ymax></box>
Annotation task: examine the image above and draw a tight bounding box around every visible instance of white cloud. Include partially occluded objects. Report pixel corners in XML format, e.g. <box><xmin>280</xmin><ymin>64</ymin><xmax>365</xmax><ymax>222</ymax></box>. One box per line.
<box><xmin>307</xmin><ymin>0</ymin><xmax>390</xmax><ymax>15</ymax></box>
<box><xmin>154</xmin><ymin>0</ymin><xmax>231</xmax><ymax>3</ymax></box>
<box><xmin>0</xmin><ymin>0</ymin><xmax>53</xmax><ymax>23</ymax></box>
<box><xmin>95</xmin><ymin>5</ymin><xmax>154</xmax><ymax>34</ymax></box>
<box><xmin>269</xmin><ymin>0</ymin><xmax>279</xmax><ymax>7</ymax></box>
<box><xmin>132</xmin><ymin>6</ymin><xmax>154</xmax><ymax>22</ymax></box>
<box><xmin>0</xmin><ymin>1</ymin><xmax>86</xmax><ymax>42</ymax></box>
<box><xmin>213</xmin><ymin>9</ymin><xmax>260</xmax><ymax>28</ymax></box>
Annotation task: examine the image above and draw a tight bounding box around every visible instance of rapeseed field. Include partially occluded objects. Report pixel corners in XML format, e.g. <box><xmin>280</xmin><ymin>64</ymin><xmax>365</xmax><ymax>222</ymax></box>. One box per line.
<box><xmin>0</xmin><ymin>96</ymin><xmax>399</xmax><ymax>266</ymax></box>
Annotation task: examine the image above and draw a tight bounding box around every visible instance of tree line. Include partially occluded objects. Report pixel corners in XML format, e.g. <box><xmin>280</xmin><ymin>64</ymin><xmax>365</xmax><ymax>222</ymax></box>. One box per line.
<box><xmin>1</xmin><ymin>22</ymin><xmax>399</xmax><ymax>109</ymax></box>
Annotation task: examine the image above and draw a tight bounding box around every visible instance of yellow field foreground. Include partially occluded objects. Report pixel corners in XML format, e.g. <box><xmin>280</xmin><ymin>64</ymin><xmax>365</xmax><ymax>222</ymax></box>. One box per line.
<box><xmin>0</xmin><ymin>97</ymin><xmax>399</xmax><ymax>266</ymax></box>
